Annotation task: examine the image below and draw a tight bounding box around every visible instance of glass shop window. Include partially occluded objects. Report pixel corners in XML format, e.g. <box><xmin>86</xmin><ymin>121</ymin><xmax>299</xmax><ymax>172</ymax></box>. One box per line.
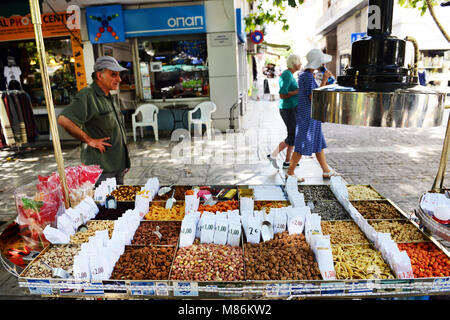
<box><xmin>138</xmin><ymin>34</ymin><xmax>209</xmax><ymax>100</ymax></box>
<box><xmin>0</xmin><ymin>37</ymin><xmax>77</xmax><ymax>107</ymax></box>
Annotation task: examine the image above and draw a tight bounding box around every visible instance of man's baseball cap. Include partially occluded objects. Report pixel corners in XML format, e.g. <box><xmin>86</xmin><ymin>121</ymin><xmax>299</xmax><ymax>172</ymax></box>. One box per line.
<box><xmin>94</xmin><ymin>56</ymin><xmax>127</xmax><ymax>72</ymax></box>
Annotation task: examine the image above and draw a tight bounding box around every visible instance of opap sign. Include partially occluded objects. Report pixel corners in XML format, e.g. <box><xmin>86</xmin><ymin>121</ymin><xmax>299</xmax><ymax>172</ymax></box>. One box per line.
<box><xmin>124</xmin><ymin>5</ymin><xmax>206</xmax><ymax>37</ymax></box>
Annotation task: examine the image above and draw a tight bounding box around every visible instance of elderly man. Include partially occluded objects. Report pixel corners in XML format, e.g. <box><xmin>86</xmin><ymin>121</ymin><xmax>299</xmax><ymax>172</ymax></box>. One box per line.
<box><xmin>58</xmin><ymin>56</ymin><xmax>130</xmax><ymax>186</ymax></box>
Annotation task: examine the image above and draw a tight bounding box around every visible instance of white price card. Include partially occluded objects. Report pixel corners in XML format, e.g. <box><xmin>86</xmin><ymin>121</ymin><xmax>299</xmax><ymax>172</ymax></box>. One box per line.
<box><xmin>173</xmin><ymin>282</ymin><xmax>199</xmax><ymax>297</ymax></box>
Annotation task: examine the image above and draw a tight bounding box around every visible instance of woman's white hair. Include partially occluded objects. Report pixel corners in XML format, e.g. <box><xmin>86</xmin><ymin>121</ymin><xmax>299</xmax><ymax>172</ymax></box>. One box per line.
<box><xmin>286</xmin><ymin>54</ymin><xmax>302</xmax><ymax>69</ymax></box>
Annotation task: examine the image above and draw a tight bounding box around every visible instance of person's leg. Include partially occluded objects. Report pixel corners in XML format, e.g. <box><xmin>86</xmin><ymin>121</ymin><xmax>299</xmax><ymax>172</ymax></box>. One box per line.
<box><xmin>271</xmin><ymin>141</ymin><xmax>287</xmax><ymax>158</ymax></box>
<box><xmin>115</xmin><ymin>169</ymin><xmax>127</xmax><ymax>185</ymax></box>
<box><xmin>287</xmin><ymin>151</ymin><xmax>302</xmax><ymax>176</ymax></box>
<box><xmin>285</xmin><ymin>145</ymin><xmax>294</xmax><ymax>163</ymax></box>
<box><xmin>315</xmin><ymin>150</ymin><xmax>330</xmax><ymax>173</ymax></box>
<box><xmin>315</xmin><ymin>150</ymin><xmax>338</xmax><ymax>177</ymax></box>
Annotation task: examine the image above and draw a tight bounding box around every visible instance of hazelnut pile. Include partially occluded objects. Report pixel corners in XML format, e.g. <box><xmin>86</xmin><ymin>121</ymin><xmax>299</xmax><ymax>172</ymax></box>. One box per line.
<box><xmin>244</xmin><ymin>232</ymin><xmax>321</xmax><ymax>281</ymax></box>
<box><xmin>131</xmin><ymin>221</ymin><xmax>181</xmax><ymax>246</ymax></box>
<box><xmin>110</xmin><ymin>246</ymin><xmax>175</xmax><ymax>280</ymax></box>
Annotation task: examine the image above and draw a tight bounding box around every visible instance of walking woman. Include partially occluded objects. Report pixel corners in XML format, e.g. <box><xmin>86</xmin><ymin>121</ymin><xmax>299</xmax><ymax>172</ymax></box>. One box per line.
<box><xmin>286</xmin><ymin>49</ymin><xmax>339</xmax><ymax>181</ymax></box>
<box><xmin>267</xmin><ymin>54</ymin><xmax>302</xmax><ymax>169</ymax></box>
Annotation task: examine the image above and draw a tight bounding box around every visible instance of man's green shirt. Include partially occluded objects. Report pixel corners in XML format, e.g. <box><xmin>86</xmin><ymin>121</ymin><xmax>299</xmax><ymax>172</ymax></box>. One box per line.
<box><xmin>60</xmin><ymin>82</ymin><xmax>130</xmax><ymax>172</ymax></box>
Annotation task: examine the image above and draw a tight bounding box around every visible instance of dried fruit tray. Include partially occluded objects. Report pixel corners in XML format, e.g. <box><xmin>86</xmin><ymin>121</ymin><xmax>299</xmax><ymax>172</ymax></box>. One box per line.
<box><xmin>15</xmin><ymin>184</ymin><xmax>450</xmax><ymax>299</ymax></box>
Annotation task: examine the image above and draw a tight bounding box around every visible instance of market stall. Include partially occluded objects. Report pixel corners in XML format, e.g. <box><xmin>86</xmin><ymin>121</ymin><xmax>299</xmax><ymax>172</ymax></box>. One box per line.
<box><xmin>1</xmin><ymin>175</ymin><xmax>449</xmax><ymax>299</ymax></box>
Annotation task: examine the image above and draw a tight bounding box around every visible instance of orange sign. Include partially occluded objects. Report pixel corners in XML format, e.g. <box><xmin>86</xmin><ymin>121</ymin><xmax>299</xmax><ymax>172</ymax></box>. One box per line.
<box><xmin>0</xmin><ymin>11</ymin><xmax>87</xmax><ymax>91</ymax></box>
<box><xmin>0</xmin><ymin>12</ymin><xmax>78</xmax><ymax>41</ymax></box>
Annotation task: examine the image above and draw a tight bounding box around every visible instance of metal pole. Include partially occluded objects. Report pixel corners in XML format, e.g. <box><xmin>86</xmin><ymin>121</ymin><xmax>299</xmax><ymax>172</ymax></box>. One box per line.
<box><xmin>431</xmin><ymin>111</ymin><xmax>450</xmax><ymax>193</ymax></box>
<box><xmin>29</xmin><ymin>0</ymin><xmax>70</xmax><ymax>208</ymax></box>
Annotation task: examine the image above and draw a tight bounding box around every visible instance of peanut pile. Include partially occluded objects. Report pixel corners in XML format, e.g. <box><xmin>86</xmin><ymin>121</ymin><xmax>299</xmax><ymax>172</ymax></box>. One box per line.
<box><xmin>171</xmin><ymin>242</ymin><xmax>244</xmax><ymax>282</ymax></box>
<box><xmin>244</xmin><ymin>232</ymin><xmax>321</xmax><ymax>281</ymax></box>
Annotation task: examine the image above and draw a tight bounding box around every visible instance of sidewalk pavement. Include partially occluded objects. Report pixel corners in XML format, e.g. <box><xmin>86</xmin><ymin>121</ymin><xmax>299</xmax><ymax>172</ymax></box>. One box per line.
<box><xmin>0</xmin><ymin>98</ymin><xmax>448</xmax><ymax>298</ymax></box>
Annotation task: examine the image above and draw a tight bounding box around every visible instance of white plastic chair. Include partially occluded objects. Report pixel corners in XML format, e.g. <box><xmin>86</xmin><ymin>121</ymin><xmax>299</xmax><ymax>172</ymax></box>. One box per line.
<box><xmin>132</xmin><ymin>104</ymin><xmax>159</xmax><ymax>142</ymax></box>
<box><xmin>187</xmin><ymin>101</ymin><xmax>217</xmax><ymax>139</ymax></box>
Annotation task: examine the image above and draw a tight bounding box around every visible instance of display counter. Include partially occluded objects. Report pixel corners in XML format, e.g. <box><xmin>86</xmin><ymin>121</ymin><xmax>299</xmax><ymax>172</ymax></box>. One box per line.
<box><xmin>1</xmin><ymin>183</ymin><xmax>449</xmax><ymax>299</ymax></box>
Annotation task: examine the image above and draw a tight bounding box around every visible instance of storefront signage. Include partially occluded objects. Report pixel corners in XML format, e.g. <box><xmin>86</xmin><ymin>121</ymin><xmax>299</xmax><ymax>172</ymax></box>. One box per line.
<box><xmin>123</xmin><ymin>5</ymin><xmax>206</xmax><ymax>37</ymax></box>
<box><xmin>236</xmin><ymin>8</ymin><xmax>246</xmax><ymax>44</ymax></box>
<box><xmin>86</xmin><ymin>5</ymin><xmax>126</xmax><ymax>44</ymax></box>
<box><xmin>0</xmin><ymin>12</ymin><xmax>78</xmax><ymax>41</ymax></box>
<box><xmin>211</xmin><ymin>33</ymin><xmax>232</xmax><ymax>47</ymax></box>
<box><xmin>351</xmin><ymin>32</ymin><xmax>366</xmax><ymax>43</ymax></box>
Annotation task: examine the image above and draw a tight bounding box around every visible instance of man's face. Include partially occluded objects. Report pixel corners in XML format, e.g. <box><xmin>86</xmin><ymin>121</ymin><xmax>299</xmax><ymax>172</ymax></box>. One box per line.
<box><xmin>97</xmin><ymin>69</ymin><xmax>122</xmax><ymax>91</ymax></box>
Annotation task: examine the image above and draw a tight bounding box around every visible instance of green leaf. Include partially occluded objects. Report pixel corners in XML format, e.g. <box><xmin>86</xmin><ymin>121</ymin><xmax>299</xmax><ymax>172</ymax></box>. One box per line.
<box><xmin>21</xmin><ymin>197</ymin><xmax>44</xmax><ymax>212</ymax></box>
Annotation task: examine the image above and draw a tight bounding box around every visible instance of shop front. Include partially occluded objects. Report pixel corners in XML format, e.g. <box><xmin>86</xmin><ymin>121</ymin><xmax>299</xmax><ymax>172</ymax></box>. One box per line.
<box><xmin>0</xmin><ymin>10</ymin><xmax>86</xmax><ymax>141</ymax></box>
<box><xmin>82</xmin><ymin>2</ymin><xmax>244</xmax><ymax>134</ymax></box>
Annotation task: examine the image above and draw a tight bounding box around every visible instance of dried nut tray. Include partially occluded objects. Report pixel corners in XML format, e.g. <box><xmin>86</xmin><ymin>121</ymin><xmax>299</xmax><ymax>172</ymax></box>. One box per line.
<box><xmin>351</xmin><ymin>200</ymin><xmax>406</xmax><ymax>220</ymax></box>
<box><xmin>347</xmin><ymin>184</ymin><xmax>384</xmax><ymax>200</ymax></box>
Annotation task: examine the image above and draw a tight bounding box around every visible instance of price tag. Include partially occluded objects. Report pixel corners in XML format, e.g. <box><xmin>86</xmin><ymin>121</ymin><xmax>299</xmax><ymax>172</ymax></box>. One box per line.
<box><xmin>84</xmin><ymin>281</ymin><xmax>104</xmax><ymax>295</ymax></box>
<box><xmin>180</xmin><ymin>218</ymin><xmax>197</xmax><ymax>247</ymax></box>
<box><xmin>173</xmin><ymin>282</ymin><xmax>199</xmax><ymax>296</ymax></box>
<box><xmin>213</xmin><ymin>219</ymin><xmax>228</xmax><ymax>245</ymax></box>
<box><xmin>130</xmin><ymin>281</ymin><xmax>155</xmax><ymax>295</ymax></box>
<box><xmin>246</xmin><ymin>216</ymin><xmax>261</xmax><ymax>244</ymax></box>
<box><xmin>432</xmin><ymin>278</ymin><xmax>450</xmax><ymax>292</ymax></box>
<box><xmin>227</xmin><ymin>222</ymin><xmax>241</xmax><ymax>246</ymax></box>
<box><xmin>200</xmin><ymin>217</ymin><xmax>215</xmax><ymax>244</ymax></box>
<box><xmin>27</xmin><ymin>279</ymin><xmax>53</xmax><ymax>295</ymax></box>
<box><xmin>156</xmin><ymin>282</ymin><xmax>169</xmax><ymax>296</ymax></box>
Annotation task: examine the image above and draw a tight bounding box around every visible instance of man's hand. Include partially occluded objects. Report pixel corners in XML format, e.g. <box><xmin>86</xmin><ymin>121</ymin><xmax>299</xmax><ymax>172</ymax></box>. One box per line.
<box><xmin>87</xmin><ymin>137</ymin><xmax>112</xmax><ymax>153</ymax></box>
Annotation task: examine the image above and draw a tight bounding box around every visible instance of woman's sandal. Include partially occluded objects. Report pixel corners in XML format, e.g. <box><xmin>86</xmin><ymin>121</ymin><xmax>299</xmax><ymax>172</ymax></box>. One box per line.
<box><xmin>286</xmin><ymin>174</ymin><xmax>305</xmax><ymax>183</ymax></box>
<box><xmin>322</xmin><ymin>169</ymin><xmax>340</xmax><ymax>179</ymax></box>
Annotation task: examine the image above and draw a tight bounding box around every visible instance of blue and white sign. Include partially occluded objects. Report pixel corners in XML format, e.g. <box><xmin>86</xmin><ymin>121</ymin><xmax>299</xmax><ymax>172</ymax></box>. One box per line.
<box><xmin>351</xmin><ymin>32</ymin><xmax>366</xmax><ymax>43</ymax></box>
<box><xmin>86</xmin><ymin>5</ymin><xmax>126</xmax><ymax>44</ymax></box>
<box><xmin>124</xmin><ymin>5</ymin><xmax>206</xmax><ymax>38</ymax></box>
<box><xmin>236</xmin><ymin>8</ymin><xmax>246</xmax><ymax>43</ymax></box>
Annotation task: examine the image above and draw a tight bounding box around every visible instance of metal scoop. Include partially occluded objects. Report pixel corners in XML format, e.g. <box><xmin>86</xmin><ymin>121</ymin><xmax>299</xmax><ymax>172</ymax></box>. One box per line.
<box><xmin>152</xmin><ymin>225</ymin><xmax>163</xmax><ymax>241</ymax></box>
<box><xmin>40</xmin><ymin>260</ymin><xmax>71</xmax><ymax>279</ymax></box>
<box><xmin>204</xmin><ymin>195</ymin><xmax>218</xmax><ymax>206</ymax></box>
<box><xmin>261</xmin><ymin>220</ymin><xmax>274</xmax><ymax>242</ymax></box>
<box><xmin>158</xmin><ymin>184</ymin><xmax>174</xmax><ymax>197</ymax></box>
<box><xmin>165</xmin><ymin>189</ymin><xmax>176</xmax><ymax>209</ymax></box>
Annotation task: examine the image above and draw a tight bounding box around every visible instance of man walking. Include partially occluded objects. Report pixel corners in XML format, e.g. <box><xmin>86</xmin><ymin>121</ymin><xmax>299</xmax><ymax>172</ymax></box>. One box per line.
<box><xmin>58</xmin><ymin>56</ymin><xmax>130</xmax><ymax>185</ymax></box>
